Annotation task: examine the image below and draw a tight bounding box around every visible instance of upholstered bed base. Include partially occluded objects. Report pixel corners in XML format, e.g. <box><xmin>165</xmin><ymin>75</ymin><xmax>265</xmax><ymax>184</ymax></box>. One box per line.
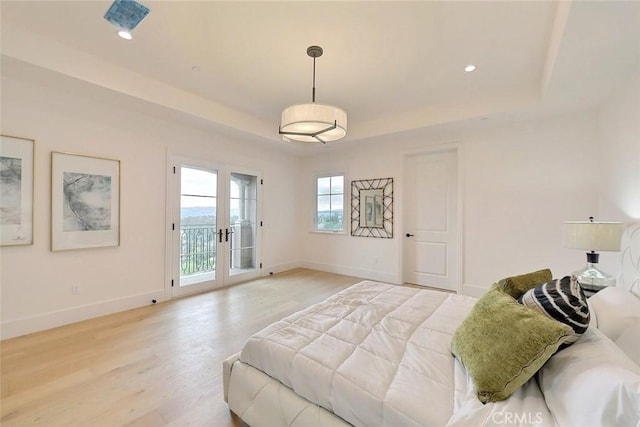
<box><xmin>224</xmin><ymin>353</ymin><xmax>349</xmax><ymax>427</ymax></box>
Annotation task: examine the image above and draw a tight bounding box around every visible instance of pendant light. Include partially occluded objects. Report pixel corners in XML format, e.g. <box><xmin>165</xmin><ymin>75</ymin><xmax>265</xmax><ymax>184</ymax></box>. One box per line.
<box><xmin>279</xmin><ymin>46</ymin><xmax>347</xmax><ymax>144</ymax></box>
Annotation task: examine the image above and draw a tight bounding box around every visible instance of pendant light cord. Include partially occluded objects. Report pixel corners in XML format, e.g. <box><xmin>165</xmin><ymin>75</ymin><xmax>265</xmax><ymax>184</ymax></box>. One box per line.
<box><xmin>312</xmin><ymin>55</ymin><xmax>316</xmax><ymax>103</ymax></box>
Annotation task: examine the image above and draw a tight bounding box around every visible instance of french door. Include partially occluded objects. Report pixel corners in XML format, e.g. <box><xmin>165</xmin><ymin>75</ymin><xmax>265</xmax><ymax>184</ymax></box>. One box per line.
<box><xmin>169</xmin><ymin>157</ymin><xmax>261</xmax><ymax>298</ymax></box>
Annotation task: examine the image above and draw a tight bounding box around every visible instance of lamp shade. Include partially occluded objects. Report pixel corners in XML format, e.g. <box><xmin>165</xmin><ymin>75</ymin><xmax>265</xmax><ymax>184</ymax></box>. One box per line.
<box><xmin>280</xmin><ymin>103</ymin><xmax>347</xmax><ymax>143</ymax></box>
<box><xmin>563</xmin><ymin>221</ymin><xmax>624</xmax><ymax>251</ymax></box>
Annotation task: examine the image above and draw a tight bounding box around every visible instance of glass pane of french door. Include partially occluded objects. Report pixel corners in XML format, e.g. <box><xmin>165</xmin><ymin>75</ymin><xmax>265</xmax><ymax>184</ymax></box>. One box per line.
<box><xmin>228</xmin><ymin>172</ymin><xmax>257</xmax><ymax>276</ymax></box>
<box><xmin>180</xmin><ymin>166</ymin><xmax>217</xmax><ymax>286</ymax></box>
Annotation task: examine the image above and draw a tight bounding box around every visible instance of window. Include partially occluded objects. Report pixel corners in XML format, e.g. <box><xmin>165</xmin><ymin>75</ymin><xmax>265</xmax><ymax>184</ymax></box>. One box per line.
<box><xmin>315</xmin><ymin>175</ymin><xmax>344</xmax><ymax>232</ymax></box>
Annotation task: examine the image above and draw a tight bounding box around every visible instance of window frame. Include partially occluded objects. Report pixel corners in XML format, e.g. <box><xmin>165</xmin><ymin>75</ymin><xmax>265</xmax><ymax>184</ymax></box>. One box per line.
<box><xmin>313</xmin><ymin>173</ymin><xmax>346</xmax><ymax>233</ymax></box>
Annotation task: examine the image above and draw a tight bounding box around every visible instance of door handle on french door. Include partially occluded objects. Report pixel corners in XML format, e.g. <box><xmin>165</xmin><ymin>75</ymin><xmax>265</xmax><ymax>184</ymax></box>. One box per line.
<box><xmin>218</xmin><ymin>229</ymin><xmax>223</xmax><ymax>243</ymax></box>
<box><xmin>406</xmin><ymin>233</ymin><xmax>415</xmax><ymax>237</ymax></box>
<box><xmin>225</xmin><ymin>228</ymin><xmax>234</xmax><ymax>242</ymax></box>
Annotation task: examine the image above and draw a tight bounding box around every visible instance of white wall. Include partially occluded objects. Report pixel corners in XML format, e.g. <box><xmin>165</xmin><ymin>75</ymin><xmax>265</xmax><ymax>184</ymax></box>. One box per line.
<box><xmin>298</xmin><ymin>112</ymin><xmax>601</xmax><ymax>294</ymax></box>
<box><xmin>598</xmin><ymin>72</ymin><xmax>640</xmax><ymax>222</ymax></box>
<box><xmin>0</xmin><ymin>70</ymin><xmax>299</xmax><ymax>339</ymax></box>
<box><xmin>596</xmin><ymin>71</ymin><xmax>640</xmax><ymax>275</ymax></box>
<box><xmin>296</xmin><ymin>142</ymin><xmax>402</xmax><ymax>284</ymax></box>
<box><xmin>463</xmin><ymin>114</ymin><xmax>600</xmax><ymax>290</ymax></box>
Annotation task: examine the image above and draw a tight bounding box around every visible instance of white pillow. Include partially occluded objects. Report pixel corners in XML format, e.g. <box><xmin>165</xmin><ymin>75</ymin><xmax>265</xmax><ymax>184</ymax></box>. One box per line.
<box><xmin>588</xmin><ymin>286</ymin><xmax>640</xmax><ymax>341</ymax></box>
<box><xmin>539</xmin><ymin>328</ymin><xmax>640</xmax><ymax>427</ymax></box>
<box><xmin>586</xmin><ymin>298</ymin><xmax>598</xmax><ymax>329</ymax></box>
<box><xmin>616</xmin><ymin>323</ymin><xmax>640</xmax><ymax>366</ymax></box>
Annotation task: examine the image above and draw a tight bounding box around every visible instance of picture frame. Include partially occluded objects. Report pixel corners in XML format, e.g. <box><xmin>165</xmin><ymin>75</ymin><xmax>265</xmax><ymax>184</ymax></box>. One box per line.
<box><xmin>0</xmin><ymin>135</ymin><xmax>35</xmax><ymax>246</ymax></box>
<box><xmin>351</xmin><ymin>177</ymin><xmax>393</xmax><ymax>238</ymax></box>
<box><xmin>51</xmin><ymin>152</ymin><xmax>120</xmax><ymax>251</ymax></box>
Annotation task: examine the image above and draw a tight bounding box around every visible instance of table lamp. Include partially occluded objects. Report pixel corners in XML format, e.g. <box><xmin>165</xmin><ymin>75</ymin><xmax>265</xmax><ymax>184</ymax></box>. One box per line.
<box><xmin>564</xmin><ymin>217</ymin><xmax>624</xmax><ymax>291</ymax></box>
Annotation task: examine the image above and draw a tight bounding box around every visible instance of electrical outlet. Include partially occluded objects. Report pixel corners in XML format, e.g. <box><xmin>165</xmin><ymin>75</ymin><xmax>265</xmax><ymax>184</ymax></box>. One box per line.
<box><xmin>71</xmin><ymin>285</ymin><xmax>80</xmax><ymax>295</ymax></box>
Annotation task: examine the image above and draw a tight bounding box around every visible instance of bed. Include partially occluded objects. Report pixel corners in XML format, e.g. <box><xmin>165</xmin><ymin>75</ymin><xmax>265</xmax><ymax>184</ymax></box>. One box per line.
<box><xmin>223</xmin><ymin>223</ymin><xmax>640</xmax><ymax>426</ymax></box>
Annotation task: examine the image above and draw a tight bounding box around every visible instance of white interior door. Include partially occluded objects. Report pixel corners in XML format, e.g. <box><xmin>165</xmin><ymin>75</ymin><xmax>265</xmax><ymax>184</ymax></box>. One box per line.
<box><xmin>403</xmin><ymin>149</ymin><xmax>459</xmax><ymax>291</ymax></box>
<box><xmin>169</xmin><ymin>158</ymin><xmax>261</xmax><ymax>298</ymax></box>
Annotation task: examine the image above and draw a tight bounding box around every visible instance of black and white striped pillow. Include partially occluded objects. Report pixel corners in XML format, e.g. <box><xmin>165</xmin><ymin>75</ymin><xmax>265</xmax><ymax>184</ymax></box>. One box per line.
<box><xmin>518</xmin><ymin>275</ymin><xmax>590</xmax><ymax>347</ymax></box>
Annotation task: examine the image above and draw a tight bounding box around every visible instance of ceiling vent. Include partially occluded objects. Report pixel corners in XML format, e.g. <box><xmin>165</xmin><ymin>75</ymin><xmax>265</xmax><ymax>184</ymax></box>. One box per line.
<box><xmin>104</xmin><ymin>0</ymin><xmax>149</xmax><ymax>31</ymax></box>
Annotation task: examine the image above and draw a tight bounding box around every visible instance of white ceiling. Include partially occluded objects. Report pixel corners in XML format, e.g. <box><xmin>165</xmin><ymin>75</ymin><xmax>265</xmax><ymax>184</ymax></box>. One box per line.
<box><xmin>1</xmin><ymin>1</ymin><xmax>639</xmax><ymax>151</ymax></box>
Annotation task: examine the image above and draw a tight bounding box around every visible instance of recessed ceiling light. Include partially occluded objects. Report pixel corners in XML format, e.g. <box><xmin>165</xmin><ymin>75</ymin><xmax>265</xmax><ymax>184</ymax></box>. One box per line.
<box><xmin>118</xmin><ymin>30</ymin><xmax>132</xmax><ymax>40</ymax></box>
<box><xmin>464</xmin><ymin>64</ymin><xmax>476</xmax><ymax>72</ymax></box>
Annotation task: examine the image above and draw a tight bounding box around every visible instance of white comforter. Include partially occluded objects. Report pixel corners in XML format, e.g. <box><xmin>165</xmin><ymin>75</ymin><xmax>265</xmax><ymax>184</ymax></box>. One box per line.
<box><xmin>240</xmin><ymin>280</ymin><xmax>557</xmax><ymax>426</ymax></box>
<box><xmin>240</xmin><ymin>281</ymin><xmax>477</xmax><ymax>426</ymax></box>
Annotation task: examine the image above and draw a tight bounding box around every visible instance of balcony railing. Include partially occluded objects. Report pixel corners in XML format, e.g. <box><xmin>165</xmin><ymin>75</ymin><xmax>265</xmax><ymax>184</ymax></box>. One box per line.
<box><xmin>180</xmin><ymin>225</ymin><xmax>216</xmax><ymax>277</ymax></box>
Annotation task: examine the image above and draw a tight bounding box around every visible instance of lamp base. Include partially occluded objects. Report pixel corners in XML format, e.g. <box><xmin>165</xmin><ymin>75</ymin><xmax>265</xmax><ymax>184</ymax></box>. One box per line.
<box><xmin>573</xmin><ymin>262</ymin><xmax>616</xmax><ymax>291</ymax></box>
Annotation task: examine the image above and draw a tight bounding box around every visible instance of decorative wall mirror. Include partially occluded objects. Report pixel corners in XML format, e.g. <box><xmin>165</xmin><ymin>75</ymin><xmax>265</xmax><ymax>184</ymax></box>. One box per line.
<box><xmin>351</xmin><ymin>178</ymin><xmax>393</xmax><ymax>238</ymax></box>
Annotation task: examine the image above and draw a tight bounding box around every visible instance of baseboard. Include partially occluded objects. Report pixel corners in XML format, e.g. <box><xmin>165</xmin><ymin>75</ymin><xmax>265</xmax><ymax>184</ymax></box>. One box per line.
<box><xmin>262</xmin><ymin>261</ymin><xmax>301</xmax><ymax>276</ymax></box>
<box><xmin>462</xmin><ymin>283</ymin><xmax>488</xmax><ymax>298</ymax></box>
<box><xmin>0</xmin><ymin>289</ymin><xmax>165</xmax><ymax>340</ymax></box>
<box><xmin>299</xmin><ymin>261</ymin><xmax>400</xmax><ymax>284</ymax></box>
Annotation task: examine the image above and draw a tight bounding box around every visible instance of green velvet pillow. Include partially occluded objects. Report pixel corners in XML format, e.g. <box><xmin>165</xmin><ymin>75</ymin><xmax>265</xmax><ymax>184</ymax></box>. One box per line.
<box><xmin>496</xmin><ymin>268</ymin><xmax>552</xmax><ymax>299</ymax></box>
<box><xmin>451</xmin><ymin>287</ymin><xmax>572</xmax><ymax>403</ymax></box>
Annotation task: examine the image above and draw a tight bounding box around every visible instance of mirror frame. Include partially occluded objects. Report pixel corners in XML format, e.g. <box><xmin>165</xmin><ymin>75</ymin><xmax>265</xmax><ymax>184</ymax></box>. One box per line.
<box><xmin>351</xmin><ymin>177</ymin><xmax>393</xmax><ymax>238</ymax></box>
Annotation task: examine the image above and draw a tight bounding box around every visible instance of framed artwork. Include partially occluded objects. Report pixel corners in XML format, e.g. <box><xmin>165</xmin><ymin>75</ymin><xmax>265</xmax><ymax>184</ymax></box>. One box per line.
<box><xmin>0</xmin><ymin>135</ymin><xmax>35</xmax><ymax>246</ymax></box>
<box><xmin>351</xmin><ymin>177</ymin><xmax>393</xmax><ymax>238</ymax></box>
<box><xmin>51</xmin><ymin>152</ymin><xmax>120</xmax><ymax>251</ymax></box>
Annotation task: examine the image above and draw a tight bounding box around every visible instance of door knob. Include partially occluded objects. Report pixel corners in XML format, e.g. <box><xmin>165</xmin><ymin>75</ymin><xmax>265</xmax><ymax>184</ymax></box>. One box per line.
<box><xmin>406</xmin><ymin>233</ymin><xmax>414</xmax><ymax>237</ymax></box>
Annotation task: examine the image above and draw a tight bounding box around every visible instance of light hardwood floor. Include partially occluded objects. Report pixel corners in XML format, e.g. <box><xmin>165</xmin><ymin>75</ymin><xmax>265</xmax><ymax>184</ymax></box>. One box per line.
<box><xmin>1</xmin><ymin>268</ymin><xmax>363</xmax><ymax>426</ymax></box>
